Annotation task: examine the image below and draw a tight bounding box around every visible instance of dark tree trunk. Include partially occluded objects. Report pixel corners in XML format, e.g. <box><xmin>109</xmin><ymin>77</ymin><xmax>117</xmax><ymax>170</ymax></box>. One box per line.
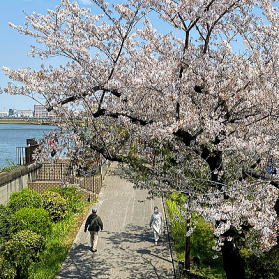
<box><xmin>201</xmin><ymin>147</ymin><xmax>224</xmax><ymax>189</ymax></box>
<box><xmin>202</xmin><ymin>148</ymin><xmax>246</xmax><ymax>279</ymax></box>
<box><xmin>222</xmin><ymin>240</ymin><xmax>246</xmax><ymax>279</ymax></box>
<box><xmin>274</xmin><ymin>198</ymin><xmax>279</xmax><ymax>245</ymax></box>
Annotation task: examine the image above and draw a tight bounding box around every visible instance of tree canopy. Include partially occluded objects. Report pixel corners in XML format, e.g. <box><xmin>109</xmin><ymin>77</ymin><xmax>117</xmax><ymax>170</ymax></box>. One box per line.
<box><xmin>2</xmin><ymin>1</ymin><xmax>279</xmax><ymax>271</ymax></box>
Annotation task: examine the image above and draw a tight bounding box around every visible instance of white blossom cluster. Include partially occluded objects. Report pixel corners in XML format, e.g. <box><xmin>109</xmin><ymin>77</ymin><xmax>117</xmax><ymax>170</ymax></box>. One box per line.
<box><xmin>193</xmin><ymin>181</ymin><xmax>279</xmax><ymax>249</ymax></box>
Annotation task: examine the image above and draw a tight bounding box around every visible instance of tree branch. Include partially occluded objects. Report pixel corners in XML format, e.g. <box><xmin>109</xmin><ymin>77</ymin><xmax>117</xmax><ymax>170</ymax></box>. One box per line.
<box><xmin>242</xmin><ymin>168</ymin><xmax>279</xmax><ymax>189</ymax></box>
<box><xmin>89</xmin><ymin>143</ymin><xmax>153</xmax><ymax>176</ymax></box>
<box><xmin>47</xmin><ymin>86</ymin><xmax>121</xmax><ymax>111</ymax></box>
<box><xmin>92</xmin><ymin>108</ymin><xmax>153</xmax><ymax>126</ymax></box>
<box><xmin>203</xmin><ymin>1</ymin><xmax>239</xmax><ymax>53</ymax></box>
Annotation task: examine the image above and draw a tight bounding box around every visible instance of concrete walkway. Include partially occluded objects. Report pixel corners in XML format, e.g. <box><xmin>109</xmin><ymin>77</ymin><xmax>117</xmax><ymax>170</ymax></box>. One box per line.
<box><xmin>56</xmin><ymin>163</ymin><xmax>175</xmax><ymax>279</ymax></box>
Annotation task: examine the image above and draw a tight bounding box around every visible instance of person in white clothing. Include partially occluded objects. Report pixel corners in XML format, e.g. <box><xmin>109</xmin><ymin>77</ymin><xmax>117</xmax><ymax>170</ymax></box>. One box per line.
<box><xmin>149</xmin><ymin>206</ymin><xmax>163</xmax><ymax>245</ymax></box>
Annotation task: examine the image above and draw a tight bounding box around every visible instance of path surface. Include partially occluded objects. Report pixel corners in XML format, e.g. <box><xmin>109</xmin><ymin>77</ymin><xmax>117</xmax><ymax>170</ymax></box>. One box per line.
<box><xmin>56</xmin><ymin>163</ymin><xmax>174</xmax><ymax>279</ymax></box>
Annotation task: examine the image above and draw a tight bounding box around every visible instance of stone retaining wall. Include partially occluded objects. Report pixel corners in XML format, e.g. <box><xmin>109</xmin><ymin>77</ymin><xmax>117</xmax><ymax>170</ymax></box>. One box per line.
<box><xmin>0</xmin><ymin>164</ymin><xmax>41</xmax><ymax>205</ymax></box>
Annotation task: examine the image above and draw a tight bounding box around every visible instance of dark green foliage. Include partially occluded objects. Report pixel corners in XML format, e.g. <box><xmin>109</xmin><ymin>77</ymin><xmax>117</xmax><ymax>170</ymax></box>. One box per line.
<box><xmin>42</xmin><ymin>191</ymin><xmax>67</xmax><ymax>222</ymax></box>
<box><xmin>12</xmin><ymin>208</ymin><xmax>52</xmax><ymax>237</ymax></box>
<box><xmin>0</xmin><ymin>254</ymin><xmax>16</xmax><ymax>279</ymax></box>
<box><xmin>7</xmin><ymin>188</ymin><xmax>43</xmax><ymax>212</ymax></box>
<box><xmin>0</xmin><ymin>186</ymin><xmax>88</xmax><ymax>279</ymax></box>
<box><xmin>0</xmin><ymin>230</ymin><xmax>45</xmax><ymax>279</ymax></box>
<box><xmin>48</xmin><ymin>186</ymin><xmax>83</xmax><ymax>212</ymax></box>
<box><xmin>245</xmin><ymin>247</ymin><xmax>279</xmax><ymax>279</ymax></box>
<box><xmin>0</xmin><ymin>205</ymin><xmax>14</xmax><ymax>241</ymax></box>
<box><xmin>191</xmin><ymin>217</ymin><xmax>223</xmax><ymax>266</ymax></box>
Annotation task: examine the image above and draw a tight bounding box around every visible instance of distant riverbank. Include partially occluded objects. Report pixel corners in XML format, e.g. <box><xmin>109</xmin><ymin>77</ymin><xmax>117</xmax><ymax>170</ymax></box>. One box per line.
<box><xmin>0</xmin><ymin>119</ymin><xmax>52</xmax><ymax>125</ymax></box>
<box><xmin>0</xmin><ymin>123</ymin><xmax>55</xmax><ymax>168</ymax></box>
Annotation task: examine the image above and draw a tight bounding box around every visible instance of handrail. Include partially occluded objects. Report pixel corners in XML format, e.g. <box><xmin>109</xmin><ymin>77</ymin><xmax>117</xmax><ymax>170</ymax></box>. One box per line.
<box><xmin>16</xmin><ymin>145</ymin><xmax>38</xmax><ymax>166</ymax></box>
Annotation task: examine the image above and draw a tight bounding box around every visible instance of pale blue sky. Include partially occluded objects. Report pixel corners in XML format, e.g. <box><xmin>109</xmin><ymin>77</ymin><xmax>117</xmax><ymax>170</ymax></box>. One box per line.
<box><xmin>0</xmin><ymin>0</ymin><xmax>93</xmax><ymax>111</ymax></box>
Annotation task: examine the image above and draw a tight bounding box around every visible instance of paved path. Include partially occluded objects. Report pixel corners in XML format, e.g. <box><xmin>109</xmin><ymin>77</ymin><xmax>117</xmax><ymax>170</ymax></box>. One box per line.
<box><xmin>56</xmin><ymin>163</ymin><xmax>174</xmax><ymax>279</ymax></box>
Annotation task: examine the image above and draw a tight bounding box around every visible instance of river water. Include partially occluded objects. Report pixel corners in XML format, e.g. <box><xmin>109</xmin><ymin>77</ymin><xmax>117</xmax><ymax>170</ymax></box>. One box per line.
<box><xmin>0</xmin><ymin>123</ymin><xmax>55</xmax><ymax>168</ymax></box>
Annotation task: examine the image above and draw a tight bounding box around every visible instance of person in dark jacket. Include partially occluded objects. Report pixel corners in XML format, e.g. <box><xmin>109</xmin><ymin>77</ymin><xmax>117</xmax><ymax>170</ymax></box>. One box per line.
<box><xmin>84</xmin><ymin>208</ymin><xmax>103</xmax><ymax>252</ymax></box>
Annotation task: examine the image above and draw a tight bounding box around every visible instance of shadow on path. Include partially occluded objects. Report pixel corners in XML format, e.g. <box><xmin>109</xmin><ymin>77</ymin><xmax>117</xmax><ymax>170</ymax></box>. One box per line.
<box><xmin>57</xmin><ymin>163</ymin><xmax>174</xmax><ymax>279</ymax></box>
<box><xmin>57</xmin><ymin>224</ymin><xmax>173</xmax><ymax>279</ymax></box>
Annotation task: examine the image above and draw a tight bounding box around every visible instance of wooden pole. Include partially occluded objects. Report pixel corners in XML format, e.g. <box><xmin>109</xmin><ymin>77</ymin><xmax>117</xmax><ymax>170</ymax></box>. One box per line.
<box><xmin>184</xmin><ymin>199</ymin><xmax>191</xmax><ymax>272</ymax></box>
<box><xmin>184</xmin><ymin>217</ymin><xmax>191</xmax><ymax>271</ymax></box>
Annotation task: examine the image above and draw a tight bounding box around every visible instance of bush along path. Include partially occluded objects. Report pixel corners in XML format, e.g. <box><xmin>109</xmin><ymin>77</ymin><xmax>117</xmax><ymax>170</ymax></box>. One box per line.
<box><xmin>56</xmin><ymin>163</ymin><xmax>174</xmax><ymax>279</ymax></box>
<box><xmin>0</xmin><ymin>187</ymin><xmax>93</xmax><ymax>279</ymax></box>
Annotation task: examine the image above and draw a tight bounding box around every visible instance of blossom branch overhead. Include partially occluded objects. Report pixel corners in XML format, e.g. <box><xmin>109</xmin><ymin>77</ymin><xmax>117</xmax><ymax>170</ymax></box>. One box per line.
<box><xmin>2</xmin><ymin>0</ymin><xmax>279</xmax><ymax>264</ymax></box>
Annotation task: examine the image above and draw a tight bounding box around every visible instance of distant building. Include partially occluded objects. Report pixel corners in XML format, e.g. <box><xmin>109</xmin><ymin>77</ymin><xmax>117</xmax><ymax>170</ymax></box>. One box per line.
<box><xmin>33</xmin><ymin>105</ymin><xmax>57</xmax><ymax>119</ymax></box>
<box><xmin>0</xmin><ymin>112</ymin><xmax>8</xmax><ymax>117</ymax></box>
<box><xmin>16</xmin><ymin>110</ymin><xmax>33</xmax><ymax>118</ymax></box>
<box><xmin>48</xmin><ymin>110</ymin><xmax>57</xmax><ymax>119</ymax></box>
<box><xmin>34</xmin><ymin>105</ymin><xmax>49</xmax><ymax>118</ymax></box>
<box><xmin>8</xmin><ymin>109</ymin><xmax>15</xmax><ymax>117</ymax></box>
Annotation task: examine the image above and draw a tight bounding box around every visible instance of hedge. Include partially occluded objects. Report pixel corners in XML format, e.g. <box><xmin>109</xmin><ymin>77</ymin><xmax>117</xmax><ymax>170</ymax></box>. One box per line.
<box><xmin>7</xmin><ymin>189</ymin><xmax>43</xmax><ymax>212</ymax></box>
<box><xmin>42</xmin><ymin>191</ymin><xmax>68</xmax><ymax>222</ymax></box>
<box><xmin>0</xmin><ymin>230</ymin><xmax>45</xmax><ymax>279</ymax></box>
<box><xmin>0</xmin><ymin>205</ymin><xmax>14</xmax><ymax>242</ymax></box>
<box><xmin>47</xmin><ymin>186</ymin><xmax>83</xmax><ymax>213</ymax></box>
<box><xmin>12</xmin><ymin>208</ymin><xmax>52</xmax><ymax>237</ymax></box>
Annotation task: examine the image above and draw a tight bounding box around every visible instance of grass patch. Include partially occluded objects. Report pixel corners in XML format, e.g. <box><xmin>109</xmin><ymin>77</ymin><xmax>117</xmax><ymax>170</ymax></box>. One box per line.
<box><xmin>28</xmin><ymin>202</ymin><xmax>93</xmax><ymax>279</ymax></box>
<box><xmin>0</xmin><ymin>120</ymin><xmax>38</xmax><ymax>124</ymax></box>
<box><xmin>0</xmin><ymin>119</ymin><xmax>53</xmax><ymax>125</ymax></box>
<box><xmin>190</xmin><ymin>265</ymin><xmax>226</xmax><ymax>279</ymax></box>
<box><xmin>166</xmin><ymin>193</ymin><xmax>226</xmax><ymax>279</ymax></box>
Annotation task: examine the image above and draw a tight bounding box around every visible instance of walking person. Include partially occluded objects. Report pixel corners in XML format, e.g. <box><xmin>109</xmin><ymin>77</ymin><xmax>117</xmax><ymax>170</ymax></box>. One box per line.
<box><xmin>150</xmin><ymin>206</ymin><xmax>163</xmax><ymax>245</ymax></box>
<box><xmin>84</xmin><ymin>208</ymin><xmax>103</xmax><ymax>252</ymax></box>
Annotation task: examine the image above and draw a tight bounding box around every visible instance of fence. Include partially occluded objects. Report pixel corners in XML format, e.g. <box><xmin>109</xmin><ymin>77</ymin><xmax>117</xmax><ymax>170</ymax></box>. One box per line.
<box><xmin>16</xmin><ymin>145</ymin><xmax>39</xmax><ymax>166</ymax></box>
<box><xmin>36</xmin><ymin>162</ymin><xmax>73</xmax><ymax>181</ymax></box>
<box><xmin>27</xmin><ymin>160</ymin><xmax>106</xmax><ymax>201</ymax></box>
<box><xmin>79</xmin><ymin>175</ymin><xmax>103</xmax><ymax>200</ymax></box>
<box><xmin>16</xmin><ymin>147</ymin><xmax>26</xmax><ymax>165</ymax></box>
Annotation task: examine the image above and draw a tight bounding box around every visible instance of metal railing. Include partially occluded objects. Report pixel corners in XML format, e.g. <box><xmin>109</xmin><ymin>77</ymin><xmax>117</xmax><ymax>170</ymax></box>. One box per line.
<box><xmin>16</xmin><ymin>147</ymin><xmax>26</xmax><ymax>165</ymax></box>
<box><xmin>16</xmin><ymin>145</ymin><xmax>38</xmax><ymax>166</ymax></box>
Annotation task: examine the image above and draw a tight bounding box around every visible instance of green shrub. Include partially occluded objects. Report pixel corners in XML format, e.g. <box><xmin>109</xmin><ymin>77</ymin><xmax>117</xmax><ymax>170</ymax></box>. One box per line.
<box><xmin>166</xmin><ymin>194</ymin><xmax>223</xmax><ymax>263</ymax></box>
<box><xmin>1</xmin><ymin>230</ymin><xmax>45</xmax><ymax>279</ymax></box>
<box><xmin>28</xmin><ymin>202</ymin><xmax>91</xmax><ymax>279</ymax></box>
<box><xmin>166</xmin><ymin>196</ymin><xmax>186</xmax><ymax>260</ymax></box>
<box><xmin>42</xmin><ymin>191</ymin><xmax>67</xmax><ymax>222</ymax></box>
<box><xmin>0</xmin><ymin>205</ymin><xmax>14</xmax><ymax>241</ymax></box>
<box><xmin>48</xmin><ymin>186</ymin><xmax>83</xmax><ymax>212</ymax></box>
<box><xmin>0</xmin><ymin>254</ymin><xmax>16</xmax><ymax>279</ymax></box>
<box><xmin>191</xmin><ymin>216</ymin><xmax>222</xmax><ymax>266</ymax></box>
<box><xmin>245</xmin><ymin>248</ymin><xmax>279</xmax><ymax>279</ymax></box>
<box><xmin>8</xmin><ymin>188</ymin><xmax>42</xmax><ymax>212</ymax></box>
<box><xmin>12</xmin><ymin>208</ymin><xmax>52</xmax><ymax>237</ymax></box>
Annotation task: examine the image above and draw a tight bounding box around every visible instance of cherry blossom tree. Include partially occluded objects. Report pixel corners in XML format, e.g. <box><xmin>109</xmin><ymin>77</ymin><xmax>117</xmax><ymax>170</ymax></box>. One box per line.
<box><xmin>2</xmin><ymin>0</ymin><xmax>279</xmax><ymax>278</ymax></box>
